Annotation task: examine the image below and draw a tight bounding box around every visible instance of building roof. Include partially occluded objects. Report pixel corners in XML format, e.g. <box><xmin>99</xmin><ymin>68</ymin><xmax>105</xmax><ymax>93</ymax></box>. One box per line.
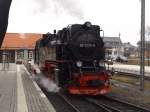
<box><xmin>1</xmin><ymin>33</ymin><xmax>42</xmax><ymax>50</ymax></box>
<box><xmin>103</xmin><ymin>36</ymin><xmax>122</xmax><ymax>48</ymax></box>
<box><xmin>103</xmin><ymin>37</ymin><xmax>122</xmax><ymax>43</ymax></box>
<box><xmin>123</xmin><ymin>42</ymin><xmax>136</xmax><ymax>48</ymax></box>
<box><xmin>137</xmin><ymin>40</ymin><xmax>150</xmax><ymax>46</ymax></box>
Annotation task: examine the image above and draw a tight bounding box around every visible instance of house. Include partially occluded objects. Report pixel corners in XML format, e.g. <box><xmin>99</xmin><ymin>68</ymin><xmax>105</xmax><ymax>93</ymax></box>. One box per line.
<box><xmin>122</xmin><ymin>42</ymin><xmax>137</xmax><ymax>58</ymax></box>
<box><xmin>0</xmin><ymin>33</ymin><xmax>42</xmax><ymax>63</ymax></box>
<box><xmin>103</xmin><ymin>36</ymin><xmax>123</xmax><ymax>59</ymax></box>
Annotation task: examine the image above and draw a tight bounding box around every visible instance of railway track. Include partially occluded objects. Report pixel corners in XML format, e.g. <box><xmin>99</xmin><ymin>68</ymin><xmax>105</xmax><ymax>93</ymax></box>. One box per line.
<box><xmin>85</xmin><ymin>98</ymin><xmax>121</xmax><ymax>112</ymax></box>
<box><xmin>114</xmin><ymin>70</ymin><xmax>150</xmax><ymax>80</ymax></box>
<box><xmin>39</xmin><ymin>86</ymin><xmax>150</xmax><ymax>112</ymax></box>
<box><xmin>86</xmin><ymin>96</ymin><xmax>150</xmax><ymax>112</ymax></box>
<box><xmin>108</xmin><ymin>66</ymin><xmax>150</xmax><ymax>80</ymax></box>
<box><xmin>57</xmin><ymin>93</ymin><xmax>123</xmax><ymax>112</ymax></box>
<box><xmin>57</xmin><ymin>93</ymin><xmax>81</xmax><ymax>112</ymax></box>
<box><xmin>58</xmin><ymin>92</ymin><xmax>150</xmax><ymax>112</ymax></box>
<box><xmin>104</xmin><ymin>96</ymin><xmax>150</xmax><ymax>112</ymax></box>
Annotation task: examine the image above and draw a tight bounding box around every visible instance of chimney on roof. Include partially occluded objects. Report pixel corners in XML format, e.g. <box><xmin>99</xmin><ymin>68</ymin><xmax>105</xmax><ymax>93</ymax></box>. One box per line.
<box><xmin>119</xmin><ymin>33</ymin><xmax>121</xmax><ymax>37</ymax></box>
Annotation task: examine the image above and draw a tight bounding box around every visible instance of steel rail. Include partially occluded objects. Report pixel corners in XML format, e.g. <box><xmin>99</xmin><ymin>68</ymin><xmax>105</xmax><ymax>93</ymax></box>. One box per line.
<box><xmin>109</xmin><ymin>67</ymin><xmax>150</xmax><ymax>77</ymax></box>
<box><xmin>57</xmin><ymin>93</ymin><xmax>81</xmax><ymax>112</ymax></box>
<box><xmin>103</xmin><ymin>96</ymin><xmax>150</xmax><ymax>112</ymax></box>
<box><xmin>85</xmin><ymin>98</ymin><xmax>122</xmax><ymax>112</ymax></box>
<box><xmin>113</xmin><ymin>70</ymin><xmax>150</xmax><ymax>80</ymax></box>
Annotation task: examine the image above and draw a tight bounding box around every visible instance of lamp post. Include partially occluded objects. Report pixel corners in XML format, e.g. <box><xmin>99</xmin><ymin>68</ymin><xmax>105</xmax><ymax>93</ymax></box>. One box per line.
<box><xmin>140</xmin><ymin>0</ymin><xmax>145</xmax><ymax>91</ymax></box>
<box><xmin>148</xmin><ymin>34</ymin><xmax>150</xmax><ymax>66</ymax></box>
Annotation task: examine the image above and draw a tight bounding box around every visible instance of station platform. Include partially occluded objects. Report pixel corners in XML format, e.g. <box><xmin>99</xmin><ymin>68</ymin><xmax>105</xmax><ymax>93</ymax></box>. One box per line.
<box><xmin>0</xmin><ymin>63</ymin><xmax>56</xmax><ymax>112</ymax></box>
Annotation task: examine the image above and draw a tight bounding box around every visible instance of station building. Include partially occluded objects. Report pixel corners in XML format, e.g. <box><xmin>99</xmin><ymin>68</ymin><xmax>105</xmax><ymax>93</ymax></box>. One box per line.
<box><xmin>0</xmin><ymin>33</ymin><xmax>42</xmax><ymax>63</ymax></box>
<box><xmin>103</xmin><ymin>36</ymin><xmax>123</xmax><ymax>58</ymax></box>
<box><xmin>122</xmin><ymin>42</ymin><xmax>137</xmax><ymax>58</ymax></box>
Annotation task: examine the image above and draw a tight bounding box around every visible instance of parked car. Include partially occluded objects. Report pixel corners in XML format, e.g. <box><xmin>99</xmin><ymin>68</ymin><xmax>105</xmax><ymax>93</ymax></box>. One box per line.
<box><xmin>116</xmin><ymin>56</ymin><xmax>128</xmax><ymax>63</ymax></box>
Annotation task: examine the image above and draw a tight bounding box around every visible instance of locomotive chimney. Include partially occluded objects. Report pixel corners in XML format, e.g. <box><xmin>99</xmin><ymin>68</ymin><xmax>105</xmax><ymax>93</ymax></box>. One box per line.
<box><xmin>84</xmin><ymin>21</ymin><xmax>91</xmax><ymax>27</ymax></box>
<box><xmin>54</xmin><ymin>29</ymin><xmax>56</xmax><ymax>34</ymax></box>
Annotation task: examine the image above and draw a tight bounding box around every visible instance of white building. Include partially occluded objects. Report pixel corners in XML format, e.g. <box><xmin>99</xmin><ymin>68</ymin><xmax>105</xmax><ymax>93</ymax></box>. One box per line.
<box><xmin>103</xmin><ymin>36</ymin><xmax>124</xmax><ymax>59</ymax></box>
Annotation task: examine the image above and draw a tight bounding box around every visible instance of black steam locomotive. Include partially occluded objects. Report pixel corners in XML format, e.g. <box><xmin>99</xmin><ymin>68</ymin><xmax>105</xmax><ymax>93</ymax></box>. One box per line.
<box><xmin>35</xmin><ymin>22</ymin><xmax>110</xmax><ymax>95</ymax></box>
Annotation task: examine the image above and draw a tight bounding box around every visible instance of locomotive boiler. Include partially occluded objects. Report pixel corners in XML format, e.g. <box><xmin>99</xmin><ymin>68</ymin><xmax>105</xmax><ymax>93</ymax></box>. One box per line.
<box><xmin>35</xmin><ymin>22</ymin><xmax>110</xmax><ymax>95</ymax></box>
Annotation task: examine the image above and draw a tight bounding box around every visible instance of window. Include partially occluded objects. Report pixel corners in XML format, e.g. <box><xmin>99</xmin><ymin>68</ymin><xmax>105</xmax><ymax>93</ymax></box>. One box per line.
<box><xmin>17</xmin><ymin>50</ymin><xmax>24</xmax><ymax>59</ymax></box>
<box><xmin>28</xmin><ymin>51</ymin><xmax>33</xmax><ymax>59</ymax></box>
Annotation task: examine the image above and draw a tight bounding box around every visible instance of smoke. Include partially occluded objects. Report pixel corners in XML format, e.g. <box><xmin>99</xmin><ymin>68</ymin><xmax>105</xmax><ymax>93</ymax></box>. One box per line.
<box><xmin>54</xmin><ymin>0</ymin><xmax>84</xmax><ymax>20</ymax></box>
<box><xmin>33</xmin><ymin>0</ymin><xmax>49</xmax><ymax>13</ymax></box>
<box><xmin>31</xmin><ymin>64</ymin><xmax>60</xmax><ymax>93</ymax></box>
<box><xmin>33</xmin><ymin>0</ymin><xmax>84</xmax><ymax>20</ymax></box>
<box><xmin>39</xmin><ymin>76</ymin><xmax>60</xmax><ymax>92</ymax></box>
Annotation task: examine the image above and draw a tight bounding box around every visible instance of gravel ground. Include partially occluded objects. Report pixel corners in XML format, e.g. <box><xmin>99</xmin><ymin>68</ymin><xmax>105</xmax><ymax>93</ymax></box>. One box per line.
<box><xmin>108</xmin><ymin>80</ymin><xmax>150</xmax><ymax>109</ymax></box>
<box><xmin>112</xmin><ymin>74</ymin><xmax>150</xmax><ymax>90</ymax></box>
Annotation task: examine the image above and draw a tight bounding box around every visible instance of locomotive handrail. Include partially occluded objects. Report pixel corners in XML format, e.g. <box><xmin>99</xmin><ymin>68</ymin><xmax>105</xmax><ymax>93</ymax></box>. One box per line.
<box><xmin>45</xmin><ymin>60</ymin><xmax>74</xmax><ymax>64</ymax></box>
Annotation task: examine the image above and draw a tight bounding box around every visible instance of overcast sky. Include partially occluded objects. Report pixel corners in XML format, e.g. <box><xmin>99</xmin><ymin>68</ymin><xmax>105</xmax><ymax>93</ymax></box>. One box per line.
<box><xmin>7</xmin><ymin>0</ymin><xmax>150</xmax><ymax>46</ymax></box>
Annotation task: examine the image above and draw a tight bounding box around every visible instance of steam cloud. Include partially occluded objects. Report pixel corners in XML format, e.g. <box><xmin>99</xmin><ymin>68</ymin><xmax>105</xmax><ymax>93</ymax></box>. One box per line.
<box><xmin>54</xmin><ymin>0</ymin><xmax>84</xmax><ymax>20</ymax></box>
<box><xmin>33</xmin><ymin>0</ymin><xmax>49</xmax><ymax>13</ymax></box>
<box><xmin>39</xmin><ymin>76</ymin><xmax>60</xmax><ymax>92</ymax></box>
<box><xmin>31</xmin><ymin>64</ymin><xmax>60</xmax><ymax>93</ymax></box>
<box><xmin>33</xmin><ymin>0</ymin><xmax>84</xmax><ymax>20</ymax></box>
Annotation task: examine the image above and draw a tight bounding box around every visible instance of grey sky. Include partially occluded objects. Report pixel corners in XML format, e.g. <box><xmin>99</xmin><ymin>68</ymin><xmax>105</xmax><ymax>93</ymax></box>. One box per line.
<box><xmin>7</xmin><ymin>0</ymin><xmax>150</xmax><ymax>46</ymax></box>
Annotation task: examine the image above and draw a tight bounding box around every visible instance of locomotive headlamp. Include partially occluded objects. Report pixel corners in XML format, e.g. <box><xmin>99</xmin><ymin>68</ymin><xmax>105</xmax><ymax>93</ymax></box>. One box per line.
<box><xmin>76</xmin><ymin>61</ymin><xmax>82</xmax><ymax>67</ymax></box>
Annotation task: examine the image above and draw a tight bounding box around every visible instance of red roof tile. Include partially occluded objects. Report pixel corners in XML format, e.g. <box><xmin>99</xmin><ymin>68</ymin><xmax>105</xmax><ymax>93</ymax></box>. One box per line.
<box><xmin>1</xmin><ymin>33</ymin><xmax>42</xmax><ymax>49</ymax></box>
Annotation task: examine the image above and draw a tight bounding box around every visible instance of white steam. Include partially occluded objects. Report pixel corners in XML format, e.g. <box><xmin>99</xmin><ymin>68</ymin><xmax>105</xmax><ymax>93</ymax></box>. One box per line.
<box><xmin>33</xmin><ymin>0</ymin><xmax>84</xmax><ymax>20</ymax></box>
<box><xmin>31</xmin><ymin>64</ymin><xmax>60</xmax><ymax>93</ymax></box>
<box><xmin>54</xmin><ymin>0</ymin><xmax>84</xmax><ymax>20</ymax></box>
<box><xmin>33</xmin><ymin>0</ymin><xmax>49</xmax><ymax>13</ymax></box>
<box><xmin>39</xmin><ymin>76</ymin><xmax>60</xmax><ymax>93</ymax></box>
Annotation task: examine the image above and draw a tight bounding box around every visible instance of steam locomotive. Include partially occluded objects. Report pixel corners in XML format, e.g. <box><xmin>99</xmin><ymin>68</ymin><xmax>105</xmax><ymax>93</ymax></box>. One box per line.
<box><xmin>35</xmin><ymin>22</ymin><xmax>110</xmax><ymax>95</ymax></box>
